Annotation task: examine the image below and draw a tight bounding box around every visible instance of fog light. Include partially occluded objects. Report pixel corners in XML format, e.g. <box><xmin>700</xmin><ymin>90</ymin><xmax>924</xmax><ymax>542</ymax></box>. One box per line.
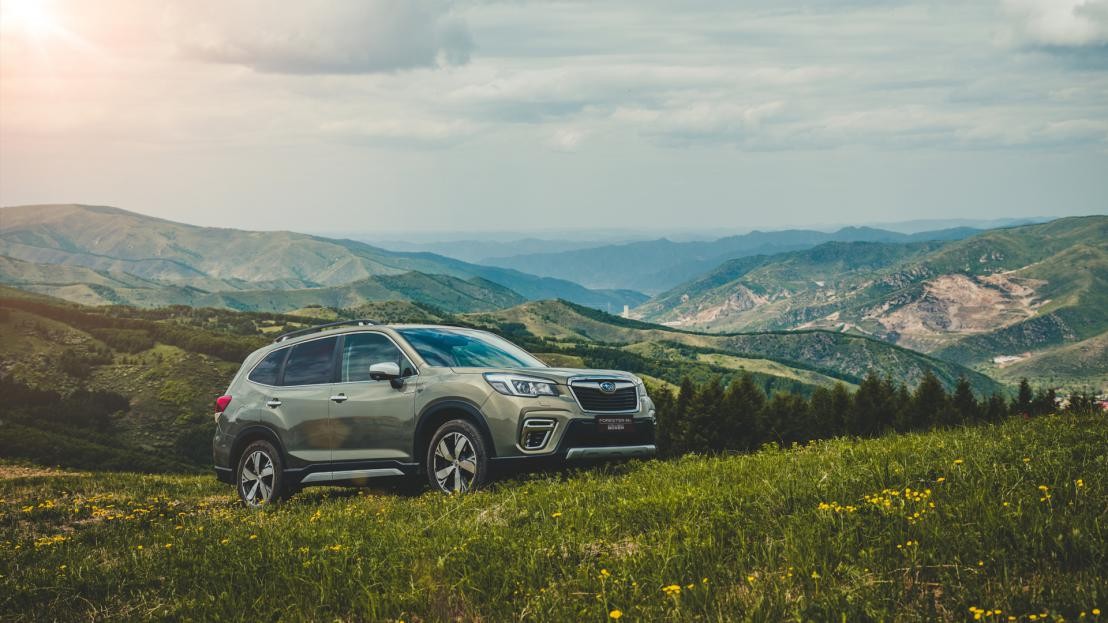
<box><xmin>520</xmin><ymin>418</ymin><xmax>556</xmax><ymax>450</ymax></box>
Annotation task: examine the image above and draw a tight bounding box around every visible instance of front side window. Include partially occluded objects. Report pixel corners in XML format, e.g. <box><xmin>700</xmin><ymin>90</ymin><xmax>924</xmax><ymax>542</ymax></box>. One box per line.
<box><xmin>341</xmin><ymin>333</ymin><xmax>415</xmax><ymax>382</ymax></box>
<box><xmin>397</xmin><ymin>328</ymin><xmax>545</xmax><ymax>369</ymax></box>
<box><xmin>281</xmin><ymin>337</ymin><xmax>337</xmax><ymax>386</ymax></box>
<box><xmin>248</xmin><ymin>348</ymin><xmax>287</xmax><ymax>385</ymax></box>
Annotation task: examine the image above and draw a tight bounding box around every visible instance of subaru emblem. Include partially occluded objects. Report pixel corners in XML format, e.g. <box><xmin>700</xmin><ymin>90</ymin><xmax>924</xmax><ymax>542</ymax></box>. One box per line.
<box><xmin>599</xmin><ymin>381</ymin><xmax>617</xmax><ymax>394</ymax></box>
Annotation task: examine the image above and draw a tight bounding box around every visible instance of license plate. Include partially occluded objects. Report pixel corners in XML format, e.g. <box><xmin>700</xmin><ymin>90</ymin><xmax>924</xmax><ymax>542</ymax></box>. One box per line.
<box><xmin>598</xmin><ymin>417</ymin><xmax>634</xmax><ymax>433</ymax></box>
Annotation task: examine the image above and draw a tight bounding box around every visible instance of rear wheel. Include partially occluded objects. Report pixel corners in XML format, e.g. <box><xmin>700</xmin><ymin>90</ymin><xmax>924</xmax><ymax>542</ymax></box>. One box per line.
<box><xmin>235</xmin><ymin>440</ymin><xmax>288</xmax><ymax>507</ymax></box>
<box><xmin>426</xmin><ymin>420</ymin><xmax>488</xmax><ymax>494</ymax></box>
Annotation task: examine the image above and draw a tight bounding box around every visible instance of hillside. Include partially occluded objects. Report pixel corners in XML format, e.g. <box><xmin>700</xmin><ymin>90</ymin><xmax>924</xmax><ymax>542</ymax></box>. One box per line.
<box><xmin>0</xmin><ymin>204</ymin><xmax>644</xmax><ymax>311</ymax></box>
<box><xmin>0</xmin><ymin>291</ymin><xmax>1005</xmax><ymax>475</ymax></box>
<box><xmin>465</xmin><ymin>300</ymin><xmax>1004</xmax><ymax>396</ymax></box>
<box><xmin>0</xmin><ymin>256</ymin><xmax>524</xmax><ymax>313</ymax></box>
<box><xmin>3</xmin><ymin>414</ymin><xmax>1104</xmax><ymax>621</ymax></box>
<box><xmin>638</xmin><ymin>216</ymin><xmax>1108</xmax><ymax>389</ymax></box>
<box><xmin>482</xmin><ymin>225</ymin><xmax>981</xmax><ymax>294</ymax></box>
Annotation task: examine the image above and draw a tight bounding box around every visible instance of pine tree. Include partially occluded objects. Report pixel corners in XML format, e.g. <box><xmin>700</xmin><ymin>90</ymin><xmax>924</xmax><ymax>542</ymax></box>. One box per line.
<box><xmin>667</xmin><ymin>376</ymin><xmax>697</xmax><ymax>455</ymax></box>
<box><xmin>650</xmin><ymin>383</ymin><xmax>679</xmax><ymax>457</ymax></box>
<box><xmin>807</xmin><ymin>386</ymin><xmax>834</xmax><ymax>441</ymax></box>
<box><xmin>910</xmin><ymin>371</ymin><xmax>949</xmax><ymax>429</ymax></box>
<box><xmin>760</xmin><ymin>392</ymin><xmax>810</xmax><ymax>445</ymax></box>
<box><xmin>1031</xmin><ymin>387</ymin><xmax>1057</xmax><ymax>416</ymax></box>
<box><xmin>984</xmin><ymin>393</ymin><xmax>1009</xmax><ymax>422</ymax></box>
<box><xmin>685</xmin><ymin>376</ymin><xmax>724</xmax><ymax>452</ymax></box>
<box><xmin>719</xmin><ymin>372</ymin><xmax>766</xmax><ymax>451</ymax></box>
<box><xmin>849</xmin><ymin>373</ymin><xmax>879</xmax><ymax>436</ymax></box>
<box><xmin>1013</xmin><ymin>378</ymin><xmax>1033</xmax><ymax>416</ymax></box>
<box><xmin>951</xmin><ymin>377</ymin><xmax>980</xmax><ymax>424</ymax></box>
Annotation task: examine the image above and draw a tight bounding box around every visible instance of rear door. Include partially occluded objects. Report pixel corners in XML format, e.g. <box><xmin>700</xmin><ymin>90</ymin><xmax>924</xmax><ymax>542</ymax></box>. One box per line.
<box><xmin>270</xmin><ymin>336</ymin><xmax>338</xmax><ymax>464</ymax></box>
<box><xmin>330</xmin><ymin>332</ymin><xmax>418</xmax><ymax>462</ymax></box>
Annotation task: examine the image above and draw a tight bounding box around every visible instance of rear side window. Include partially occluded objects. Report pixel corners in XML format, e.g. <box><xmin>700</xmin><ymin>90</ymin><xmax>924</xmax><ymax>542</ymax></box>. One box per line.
<box><xmin>248</xmin><ymin>349</ymin><xmax>286</xmax><ymax>385</ymax></box>
<box><xmin>341</xmin><ymin>333</ymin><xmax>415</xmax><ymax>382</ymax></box>
<box><xmin>282</xmin><ymin>337</ymin><xmax>338</xmax><ymax>386</ymax></box>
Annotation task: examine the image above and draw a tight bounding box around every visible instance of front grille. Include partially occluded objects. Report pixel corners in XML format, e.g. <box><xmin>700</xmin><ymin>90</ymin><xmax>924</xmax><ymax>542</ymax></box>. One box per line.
<box><xmin>556</xmin><ymin>419</ymin><xmax>655</xmax><ymax>450</ymax></box>
<box><xmin>570</xmin><ymin>384</ymin><xmax>639</xmax><ymax>413</ymax></box>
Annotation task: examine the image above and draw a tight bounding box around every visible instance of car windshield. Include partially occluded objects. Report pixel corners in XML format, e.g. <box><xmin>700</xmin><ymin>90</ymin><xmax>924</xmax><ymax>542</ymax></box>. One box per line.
<box><xmin>397</xmin><ymin>328</ymin><xmax>546</xmax><ymax>369</ymax></box>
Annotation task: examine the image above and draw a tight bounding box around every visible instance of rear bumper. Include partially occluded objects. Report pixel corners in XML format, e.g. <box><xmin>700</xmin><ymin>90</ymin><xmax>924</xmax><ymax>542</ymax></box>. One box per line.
<box><xmin>214</xmin><ymin>466</ymin><xmax>234</xmax><ymax>484</ymax></box>
<box><xmin>565</xmin><ymin>444</ymin><xmax>656</xmax><ymax>460</ymax></box>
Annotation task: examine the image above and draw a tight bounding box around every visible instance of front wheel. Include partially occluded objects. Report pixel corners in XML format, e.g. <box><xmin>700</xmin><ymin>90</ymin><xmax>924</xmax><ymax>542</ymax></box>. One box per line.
<box><xmin>426</xmin><ymin>420</ymin><xmax>488</xmax><ymax>494</ymax></box>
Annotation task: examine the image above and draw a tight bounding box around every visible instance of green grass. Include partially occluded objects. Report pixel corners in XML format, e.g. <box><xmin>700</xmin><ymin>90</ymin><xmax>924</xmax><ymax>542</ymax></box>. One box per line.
<box><xmin>2</xmin><ymin>415</ymin><xmax>1106</xmax><ymax>621</ymax></box>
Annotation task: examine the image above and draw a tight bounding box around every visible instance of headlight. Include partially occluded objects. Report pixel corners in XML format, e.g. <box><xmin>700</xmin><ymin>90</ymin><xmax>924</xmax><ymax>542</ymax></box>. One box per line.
<box><xmin>633</xmin><ymin>376</ymin><xmax>647</xmax><ymax>398</ymax></box>
<box><xmin>484</xmin><ymin>373</ymin><xmax>559</xmax><ymax>397</ymax></box>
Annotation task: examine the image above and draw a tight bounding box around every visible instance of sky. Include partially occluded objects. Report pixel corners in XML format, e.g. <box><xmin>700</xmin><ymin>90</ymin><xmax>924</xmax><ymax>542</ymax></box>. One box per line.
<box><xmin>1</xmin><ymin>0</ymin><xmax>1106</xmax><ymax>234</ymax></box>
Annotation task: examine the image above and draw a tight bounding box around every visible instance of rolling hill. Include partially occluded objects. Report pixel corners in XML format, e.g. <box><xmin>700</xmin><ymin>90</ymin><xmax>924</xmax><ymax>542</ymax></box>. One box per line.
<box><xmin>0</xmin><ymin>204</ymin><xmax>645</xmax><ymax>311</ymax></box>
<box><xmin>465</xmin><ymin>300</ymin><xmax>1004</xmax><ymax>396</ymax></box>
<box><xmin>636</xmin><ymin>216</ymin><xmax>1108</xmax><ymax>389</ymax></box>
<box><xmin>0</xmin><ymin>290</ymin><xmax>1004</xmax><ymax>475</ymax></box>
<box><xmin>482</xmin><ymin>225</ymin><xmax>982</xmax><ymax>294</ymax></box>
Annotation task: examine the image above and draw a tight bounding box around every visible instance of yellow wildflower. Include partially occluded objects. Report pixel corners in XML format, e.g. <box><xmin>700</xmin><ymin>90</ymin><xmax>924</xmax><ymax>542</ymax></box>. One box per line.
<box><xmin>662</xmin><ymin>584</ymin><xmax>682</xmax><ymax>597</ymax></box>
<box><xmin>551</xmin><ymin>512</ymin><xmax>562</xmax><ymax>518</ymax></box>
<box><xmin>953</xmin><ymin>459</ymin><xmax>964</xmax><ymax>465</ymax></box>
<box><xmin>609</xmin><ymin>610</ymin><xmax>622</xmax><ymax>620</ymax></box>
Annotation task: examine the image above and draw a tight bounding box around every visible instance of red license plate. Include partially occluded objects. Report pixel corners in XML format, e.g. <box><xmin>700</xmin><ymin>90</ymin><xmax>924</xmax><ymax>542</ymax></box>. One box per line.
<box><xmin>598</xmin><ymin>417</ymin><xmax>634</xmax><ymax>433</ymax></box>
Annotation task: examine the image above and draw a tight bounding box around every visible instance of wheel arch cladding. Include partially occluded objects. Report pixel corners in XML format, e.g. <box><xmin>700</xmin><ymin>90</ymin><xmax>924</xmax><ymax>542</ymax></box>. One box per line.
<box><xmin>414</xmin><ymin>399</ymin><xmax>496</xmax><ymax>463</ymax></box>
<box><xmin>231</xmin><ymin>425</ymin><xmax>285</xmax><ymax>469</ymax></box>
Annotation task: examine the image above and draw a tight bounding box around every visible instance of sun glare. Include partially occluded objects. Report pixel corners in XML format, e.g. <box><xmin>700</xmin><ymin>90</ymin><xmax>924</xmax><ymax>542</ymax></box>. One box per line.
<box><xmin>1</xmin><ymin>0</ymin><xmax>62</xmax><ymax>38</ymax></box>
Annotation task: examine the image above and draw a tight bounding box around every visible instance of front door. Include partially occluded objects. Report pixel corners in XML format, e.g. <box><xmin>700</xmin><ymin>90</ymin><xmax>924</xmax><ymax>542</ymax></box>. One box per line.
<box><xmin>330</xmin><ymin>332</ymin><xmax>418</xmax><ymax>462</ymax></box>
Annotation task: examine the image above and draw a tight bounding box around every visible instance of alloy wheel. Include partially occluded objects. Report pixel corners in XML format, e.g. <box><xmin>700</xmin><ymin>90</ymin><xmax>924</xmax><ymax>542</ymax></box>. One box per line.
<box><xmin>433</xmin><ymin>432</ymin><xmax>478</xmax><ymax>493</ymax></box>
<box><xmin>240</xmin><ymin>449</ymin><xmax>275</xmax><ymax>507</ymax></box>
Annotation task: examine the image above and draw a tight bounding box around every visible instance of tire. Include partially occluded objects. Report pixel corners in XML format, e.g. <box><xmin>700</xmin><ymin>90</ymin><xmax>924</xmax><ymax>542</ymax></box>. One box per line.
<box><xmin>235</xmin><ymin>440</ymin><xmax>289</xmax><ymax>507</ymax></box>
<box><xmin>425</xmin><ymin>419</ymin><xmax>489</xmax><ymax>494</ymax></box>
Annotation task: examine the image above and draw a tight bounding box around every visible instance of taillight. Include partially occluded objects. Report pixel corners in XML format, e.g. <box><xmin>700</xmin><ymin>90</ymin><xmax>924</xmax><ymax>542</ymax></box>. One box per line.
<box><xmin>215</xmin><ymin>395</ymin><xmax>232</xmax><ymax>413</ymax></box>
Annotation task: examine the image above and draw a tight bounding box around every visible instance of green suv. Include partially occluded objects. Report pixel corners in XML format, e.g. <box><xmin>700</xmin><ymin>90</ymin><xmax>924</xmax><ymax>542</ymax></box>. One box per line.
<box><xmin>213</xmin><ymin>320</ymin><xmax>656</xmax><ymax>506</ymax></box>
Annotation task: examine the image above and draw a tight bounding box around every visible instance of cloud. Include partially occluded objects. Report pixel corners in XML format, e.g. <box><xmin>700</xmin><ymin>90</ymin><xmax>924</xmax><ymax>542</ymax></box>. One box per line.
<box><xmin>1003</xmin><ymin>0</ymin><xmax>1108</xmax><ymax>48</ymax></box>
<box><xmin>545</xmin><ymin>128</ymin><xmax>587</xmax><ymax>152</ymax></box>
<box><xmin>319</xmin><ymin>116</ymin><xmax>479</xmax><ymax>147</ymax></box>
<box><xmin>176</xmin><ymin>0</ymin><xmax>472</xmax><ymax>74</ymax></box>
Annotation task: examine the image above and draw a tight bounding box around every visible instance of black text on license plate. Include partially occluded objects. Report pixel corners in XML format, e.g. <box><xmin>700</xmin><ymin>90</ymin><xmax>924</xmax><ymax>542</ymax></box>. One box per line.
<box><xmin>598</xmin><ymin>417</ymin><xmax>634</xmax><ymax>432</ymax></box>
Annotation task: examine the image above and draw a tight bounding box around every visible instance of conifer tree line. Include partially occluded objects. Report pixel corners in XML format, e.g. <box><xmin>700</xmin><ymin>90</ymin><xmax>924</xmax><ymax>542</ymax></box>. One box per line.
<box><xmin>649</xmin><ymin>373</ymin><xmax>1099</xmax><ymax>457</ymax></box>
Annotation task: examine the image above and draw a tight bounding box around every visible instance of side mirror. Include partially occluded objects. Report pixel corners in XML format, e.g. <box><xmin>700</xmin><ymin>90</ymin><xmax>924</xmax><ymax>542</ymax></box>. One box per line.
<box><xmin>369</xmin><ymin>362</ymin><xmax>403</xmax><ymax>388</ymax></box>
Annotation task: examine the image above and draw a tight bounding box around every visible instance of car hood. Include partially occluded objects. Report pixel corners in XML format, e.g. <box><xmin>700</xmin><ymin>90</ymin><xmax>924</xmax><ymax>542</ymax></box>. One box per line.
<box><xmin>448</xmin><ymin>367</ymin><xmax>639</xmax><ymax>385</ymax></box>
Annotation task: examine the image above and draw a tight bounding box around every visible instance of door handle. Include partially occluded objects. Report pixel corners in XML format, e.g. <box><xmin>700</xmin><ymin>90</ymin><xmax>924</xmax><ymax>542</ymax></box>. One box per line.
<box><xmin>266</xmin><ymin>398</ymin><xmax>282</xmax><ymax>408</ymax></box>
<box><xmin>330</xmin><ymin>394</ymin><xmax>348</xmax><ymax>403</ymax></box>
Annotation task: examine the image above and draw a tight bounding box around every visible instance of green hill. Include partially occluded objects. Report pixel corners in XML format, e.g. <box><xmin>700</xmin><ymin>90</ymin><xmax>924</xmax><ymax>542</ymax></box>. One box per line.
<box><xmin>0</xmin><ymin>204</ymin><xmax>644</xmax><ymax>311</ymax></box>
<box><xmin>464</xmin><ymin>300</ymin><xmax>1004</xmax><ymax>396</ymax></box>
<box><xmin>0</xmin><ymin>255</ymin><xmax>523</xmax><ymax>313</ymax></box>
<box><xmin>0</xmin><ymin>291</ymin><xmax>1003</xmax><ymax>475</ymax></box>
<box><xmin>2</xmin><ymin>414</ymin><xmax>1103</xmax><ymax>621</ymax></box>
<box><xmin>638</xmin><ymin>216</ymin><xmax>1108</xmax><ymax>389</ymax></box>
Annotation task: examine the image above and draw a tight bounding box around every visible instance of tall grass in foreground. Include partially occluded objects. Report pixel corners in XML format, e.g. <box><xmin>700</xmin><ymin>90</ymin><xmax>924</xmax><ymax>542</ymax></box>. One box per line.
<box><xmin>1</xmin><ymin>415</ymin><xmax>1105</xmax><ymax>622</ymax></box>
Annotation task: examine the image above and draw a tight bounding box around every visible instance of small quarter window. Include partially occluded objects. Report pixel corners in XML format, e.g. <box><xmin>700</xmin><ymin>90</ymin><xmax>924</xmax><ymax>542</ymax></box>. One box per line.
<box><xmin>248</xmin><ymin>349</ymin><xmax>286</xmax><ymax>385</ymax></box>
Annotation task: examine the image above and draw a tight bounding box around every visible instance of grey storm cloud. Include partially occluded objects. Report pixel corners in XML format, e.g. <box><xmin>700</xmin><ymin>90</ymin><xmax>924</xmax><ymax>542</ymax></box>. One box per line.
<box><xmin>179</xmin><ymin>0</ymin><xmax>472</xmax><ymax>74</ymax></box>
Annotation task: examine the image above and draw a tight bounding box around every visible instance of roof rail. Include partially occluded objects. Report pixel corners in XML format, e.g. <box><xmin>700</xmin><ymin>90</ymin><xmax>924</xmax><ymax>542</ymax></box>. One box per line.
<box><xmin>273</xmin><ymin>319</ymin><xmax>376</xmax><ymax>343</ymax></box>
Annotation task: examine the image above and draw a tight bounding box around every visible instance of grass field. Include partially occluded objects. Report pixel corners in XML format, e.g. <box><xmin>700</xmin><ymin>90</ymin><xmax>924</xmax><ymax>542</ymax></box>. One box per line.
<box><xmin>2</xmin><ymin>415</ymin><xmax>1105</xmax><ymax>622</ymax></box>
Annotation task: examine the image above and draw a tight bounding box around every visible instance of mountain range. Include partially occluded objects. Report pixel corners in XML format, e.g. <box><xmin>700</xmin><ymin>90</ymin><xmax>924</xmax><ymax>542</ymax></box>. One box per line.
<box><xmin>0</xmin><ymin>204</ymin><xmax>646</xmax><ymax>313</ymax></box>
<box><xmin>481</xmin><ymin>226</ymin><xmax>985</xmax><ymax>294</ymax></box>
<box><xmin>636</xmin><ymin>216</ymin><xmax>1108</xmax><ymax>389</ymax></box>
<box><xmin>2</xmin><ymin>203</ymin><xmax>1103</xmax><ymax>391</ymax></box>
